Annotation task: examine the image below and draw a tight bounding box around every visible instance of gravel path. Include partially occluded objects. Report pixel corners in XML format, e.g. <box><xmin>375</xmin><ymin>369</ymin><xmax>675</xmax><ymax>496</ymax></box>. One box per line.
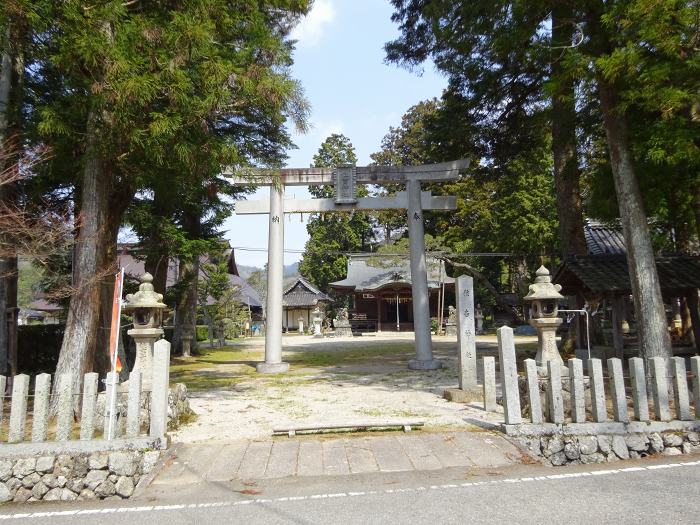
<box><xmin>171</xmin><ymin>334</ymin><xmax>536</xmax><ymax>443</ymax></box>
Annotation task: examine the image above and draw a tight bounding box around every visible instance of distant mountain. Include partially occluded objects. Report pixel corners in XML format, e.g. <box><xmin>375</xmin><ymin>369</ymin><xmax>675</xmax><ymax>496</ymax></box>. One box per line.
<box><xmin>236</xmin><ymin>264</ymin><xmax>260</xmax><ymax>280</ymax></box>
<box><xmin>236</xmin><ymin>261</ymin><xmax>299</xmax><ymax>281</ymax></box>
<box><xmin>284</xmin><ymin>262</ymin><xmax>299</xmax><ymax>278</ymax></box>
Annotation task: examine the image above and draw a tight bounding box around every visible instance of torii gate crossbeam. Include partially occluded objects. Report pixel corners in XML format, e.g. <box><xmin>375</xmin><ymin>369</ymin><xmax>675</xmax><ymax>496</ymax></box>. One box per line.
<box><xmin>229</xmin><ymin>159</ymin><xmax>469</xmax><ymax>373</ymax></box>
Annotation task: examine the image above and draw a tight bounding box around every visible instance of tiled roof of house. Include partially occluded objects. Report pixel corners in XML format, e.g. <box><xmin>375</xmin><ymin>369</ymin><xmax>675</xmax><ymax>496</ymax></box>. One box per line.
<box><xmin>282</xmin><ymin>277</ymin><xmax>332</xmax><ymax>308</ymax></box>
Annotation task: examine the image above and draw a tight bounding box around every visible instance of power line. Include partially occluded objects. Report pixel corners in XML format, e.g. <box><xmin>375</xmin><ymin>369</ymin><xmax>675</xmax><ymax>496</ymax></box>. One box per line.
<box><xmin>231</xmin><ymin>246</ymin><xmax>514</xmax><ymax>257</ymax></box>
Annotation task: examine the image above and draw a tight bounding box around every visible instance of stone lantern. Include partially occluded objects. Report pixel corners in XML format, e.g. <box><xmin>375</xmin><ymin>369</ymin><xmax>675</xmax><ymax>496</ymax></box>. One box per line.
<box><xmin>524</xmin><ymin>266</ymin><xmax>565</xmax><ymax>373</ymax></box>
<box><xmin>312</xmin><ymin>307</ymin><xmax>324</xmax><ymax>338</ymax></box>
<box><xmin>123</xmin><ymin>273</ymin><xmax>167</xmax><ymax>384</ymax></box>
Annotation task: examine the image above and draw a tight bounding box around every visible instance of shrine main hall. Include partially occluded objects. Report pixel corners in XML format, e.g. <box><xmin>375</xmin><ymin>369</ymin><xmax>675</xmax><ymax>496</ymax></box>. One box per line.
<box><xmin>330</xmin><ymin>254</ymin><xmax>455</xmax><ymax>332</ymax></box>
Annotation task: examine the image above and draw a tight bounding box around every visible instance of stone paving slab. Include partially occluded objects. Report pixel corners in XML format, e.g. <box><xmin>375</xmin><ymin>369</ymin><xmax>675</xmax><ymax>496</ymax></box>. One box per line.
<box><xmin>151</xmin><ymin>431</ymin><xmax>522</xmax><ymax>487</ymax></box>
<box><xmin>344</xmin><ymin>438</ymin><xmax>379</xmax><ymax>474</ymax></box>
<box><xmin>297</xmin><ymin>440</ymin><xmax>323</xmax><ymax>477</ymax></box>
<box><xmin>370</xmin><ymin>436</ymin><xmax>414</xmax><ymax>472</ymax></box>
<box><xmin>264</xmin><ymin>440</ymin><xmax>300</xmax><ymax>479</ymax></box>
<box><xmin>322</xmin><ymin>439</ymin><xmax>351</xmax><ymax>476</ymax></box>
<box><xmin>238</xmin><ymin>441</ymin><xmax>273</xmax><ymax>479</ymax></box>
<box><xmin>421</xmin><ymin>433</ymin><xmax>474</xmax><ymax>468</ymax></box>
<box><xmin>204</xmin><ymin>442</ymin><xmax>249</xmax><ymax>482</ymax></box>
<box><xmin>395</xmin><ymin>434</ymin><xmax>443</xmax><ymax>470</ymax></box>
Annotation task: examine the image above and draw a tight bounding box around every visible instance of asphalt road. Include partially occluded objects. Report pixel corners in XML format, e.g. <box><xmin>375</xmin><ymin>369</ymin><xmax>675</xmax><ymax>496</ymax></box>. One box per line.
<box><xmin>1</xmin><ymin>456</ymin><xmax>699</xmax><ymax>524</ymax></box>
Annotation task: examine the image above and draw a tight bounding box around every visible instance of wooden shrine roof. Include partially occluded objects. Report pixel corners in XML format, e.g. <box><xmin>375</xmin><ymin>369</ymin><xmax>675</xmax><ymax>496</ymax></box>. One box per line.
<box><xmin>554</xmin><ymin>255</ymin><xmax>700</xmax><ymax>295</ymax></box>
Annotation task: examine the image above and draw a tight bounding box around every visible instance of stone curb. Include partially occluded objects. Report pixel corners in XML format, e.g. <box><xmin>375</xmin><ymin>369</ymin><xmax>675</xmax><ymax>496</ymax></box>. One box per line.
<box><xmin>133</xmin><ymin>445</ymin><xmax>178</xmax><ymax>497</ymax></box>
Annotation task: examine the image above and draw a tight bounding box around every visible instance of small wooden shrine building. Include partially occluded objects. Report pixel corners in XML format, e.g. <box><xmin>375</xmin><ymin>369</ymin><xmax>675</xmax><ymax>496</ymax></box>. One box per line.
<box><xmin>553</xmin><ymin>221</ymin><xmax>700</xmax><ymax>357</ymax></box>
<box><xmin>329</xmin><ymin>254</ymin><xmax>454</xmax><ymax>332</ymax></box>
<box><xmin>282</xmin><ymin>277</ymin><xmax>332</xmax><ymax>332</ymax></box>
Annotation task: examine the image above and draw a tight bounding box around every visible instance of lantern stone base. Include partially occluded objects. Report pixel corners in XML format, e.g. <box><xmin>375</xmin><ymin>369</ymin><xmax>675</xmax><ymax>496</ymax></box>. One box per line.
<box><xmin>127</xmin><ymin>328</ymin><xmax>163</xmax><ymax>386</ymax></box>
<box><xmin>530</xmin><ymin>317</ymin><xmax>564</xmax><ymax>373</ymax></box>
<box><xmin>408</xmin><ymin>358</ymin><xmax>442</xmax><ymax>370</ymax></box>
<box><xmin>256</xmin><ymin>362</ymin><xmax>290</xmax><ymax>374</ymax></box>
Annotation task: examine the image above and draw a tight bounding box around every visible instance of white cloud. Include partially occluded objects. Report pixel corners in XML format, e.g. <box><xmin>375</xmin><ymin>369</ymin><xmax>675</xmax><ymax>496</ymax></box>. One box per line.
<box><xmin>291</xmin><ymin>0</ymin><xmax>336</xmax><ymax>48</ymax></box>
<box><xmin>313</xmin><ymin>118</ymin><xmax>344</xmax><ymax>140</ymax></box>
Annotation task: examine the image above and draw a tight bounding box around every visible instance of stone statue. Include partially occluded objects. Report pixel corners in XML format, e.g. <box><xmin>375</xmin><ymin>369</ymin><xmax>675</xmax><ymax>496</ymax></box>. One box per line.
<box><xmin>336</xmin><ymin>308</ymin><xmax>349</xmax><ymax>322</ymax></box>
<box><xmin>445</xmin><ymin>305</ymin><xmax>457</xmax><ymax>336</ymax></box>
<box><xmin>475</xmin><ymin>304</ymin><xmax>484</xmax><ymax>334</ymax></box>
<box><xmin>334</xmin><ymin>307</ymin><xmax>353</xmax><ymax>338</ymax></box>
<box><xmin>447</xmin><ymin>306</ymin><xmax>457</xmax><ymax>324</ymax></box>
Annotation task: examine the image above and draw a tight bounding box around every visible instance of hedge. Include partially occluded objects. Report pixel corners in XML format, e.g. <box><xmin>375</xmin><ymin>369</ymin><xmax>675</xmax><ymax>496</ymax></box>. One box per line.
<box><xmin>17</xmin><ymin>325</ymin><xmax>64</xmax><ymax>375</ymax></box>
<box><xmin>17</xmin><ymin>325</ymin><xmax>135</xmax><ymax>377</ymax></box>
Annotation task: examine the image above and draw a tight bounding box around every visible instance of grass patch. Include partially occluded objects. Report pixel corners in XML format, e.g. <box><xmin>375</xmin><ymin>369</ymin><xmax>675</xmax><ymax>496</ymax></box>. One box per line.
<box><xmin>170</xmin><ymin>345</ymin><xmax>260</xmax><ymax>391</ymax></box>
<box><xmin>286</xmin><ymin>344</ymin><xmax>415</xmax><ymax>368</ymax></box>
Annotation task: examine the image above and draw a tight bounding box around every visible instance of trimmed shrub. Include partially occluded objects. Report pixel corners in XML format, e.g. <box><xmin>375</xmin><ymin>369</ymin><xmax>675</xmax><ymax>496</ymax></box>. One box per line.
<box><xmin>196</xmin><ymin>325</ymin><xmax>209</xmax><ymax>341</ymax></box>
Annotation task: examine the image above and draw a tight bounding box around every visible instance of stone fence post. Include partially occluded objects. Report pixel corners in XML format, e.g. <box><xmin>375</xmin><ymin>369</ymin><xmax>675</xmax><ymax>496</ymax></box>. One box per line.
<box><xmin>497</xmin><ymin>326</ymin><xmax>521</xmax><ymax>424</ymax></box>
<box><xmin>150</xmin><ymin>339</ymin><xmax>171</xmax><ymax>444</ymax></box>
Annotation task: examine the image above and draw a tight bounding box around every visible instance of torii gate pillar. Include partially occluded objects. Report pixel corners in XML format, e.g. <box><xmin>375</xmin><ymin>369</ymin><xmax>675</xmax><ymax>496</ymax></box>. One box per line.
<box><xmin>407</xmin><ymin>179</ymin><xmax>440</xmax><ymax>370</ymax></box>
<box><xmin>257</xmin><ymin>185</ymin><xmax>289</xmax><ymax>373</ymax></box>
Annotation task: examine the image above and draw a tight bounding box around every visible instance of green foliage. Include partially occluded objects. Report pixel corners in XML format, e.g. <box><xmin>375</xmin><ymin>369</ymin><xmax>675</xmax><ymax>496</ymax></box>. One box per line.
<box><xmin>195</xmin><ymin>325</ymin><xmax>210</xmax><ymax>342</ymax></box>
<box><xmin>15</xmin><ymin>0</ymin><xmax>312</xmax><ymax>316</ymax></box>
<box><xmin>17</xmin><ymin>259</ymin><xmax>43</xmax><ymax>308</ymax></box>
<box><xmin>369</xmin><ymin>97</ymin><xmax>558</xmax><ymax>297</ymax></box>
<box><xmin>582</xmin><ymin>0</ymin><xmax>700</xmax><ymax>249</ymax></box>
<box><xmin>312</xmin><ymin>133</ymin><xmax>358</xmax><ymax>168</ymax></box>
<box><xmin>299</xmin><ymin>134</ymin><xmax>375</xmax><ymax>290</ymax></box>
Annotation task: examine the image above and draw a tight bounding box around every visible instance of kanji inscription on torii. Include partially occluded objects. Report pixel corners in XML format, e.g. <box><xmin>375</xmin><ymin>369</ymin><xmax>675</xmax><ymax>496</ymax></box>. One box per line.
<box><xmin>334</xmin><ymin>165</ymin><xmax>357</xmax><ymax>204</ymax></box>
<box><xmin>228</xmin><ymin>159</ymin><xmax>469</xmax><ymax>373</ymax></box>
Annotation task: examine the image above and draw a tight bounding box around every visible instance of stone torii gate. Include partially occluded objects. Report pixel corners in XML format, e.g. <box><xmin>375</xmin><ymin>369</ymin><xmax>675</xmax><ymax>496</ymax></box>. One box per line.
<box><xmin>229</xmin><ymin>159</ymin><xmax>469</xmax><ymax>373</ymax></box>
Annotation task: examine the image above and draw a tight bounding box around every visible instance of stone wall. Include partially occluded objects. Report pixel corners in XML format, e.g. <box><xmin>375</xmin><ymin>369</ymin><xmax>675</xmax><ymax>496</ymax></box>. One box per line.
<box><xmin>168</xmin><ymin>383</ymin><xmax>193</xmax><ymax>429</ymax></box>
<box><xmin>0</xmin><ymin>450</ymin><xmax>161</xmax><ymax>504</ymax></box>
<box><xmin>95</xmin><ymin>383</ymin><xmax>193</xmax><ymax>434</ymax></box>
<box><xmin>515</xmin><ymin>431</ymin><xmax>700</xmax><ymax>466</ymax></box>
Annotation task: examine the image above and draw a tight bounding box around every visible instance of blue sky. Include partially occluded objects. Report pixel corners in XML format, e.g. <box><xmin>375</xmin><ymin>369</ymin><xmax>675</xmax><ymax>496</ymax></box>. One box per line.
<box><xmin>223</xmin><ymin>0</ymin><xmax>446</xmax><ymax>268</ymax></box>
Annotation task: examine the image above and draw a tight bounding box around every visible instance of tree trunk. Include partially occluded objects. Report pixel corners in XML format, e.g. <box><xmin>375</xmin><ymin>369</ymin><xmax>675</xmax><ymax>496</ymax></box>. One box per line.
<box><xmin>686</xmin><ymin>290</ymin><xmax>700</xmax><ymax>355</ymax></box>
<box><xmin>0</xmin><ymin>22</ymin><xmax>24</xmax><ymax>378</ymax></box>
<box><xmin>692</xmin><ymin>181</ymin><xmax>700</xmax><ymax>244</ymax></box>
<box><xmin>145</xmin><ymin>248</ymin><xmax>169</xmax><ymax>297</ymax></box>
<box><xmin>597</xmin><ymin>79</ymin><xmax>672</xmax><ymax>361</ymax></box>
<box><xmin>551</xmin><ymin>5</ymin><xmax>587</xmax><ymax>257</ymax></box>
<box><xmin>681</xmin><ymin>296</ymin><xmax>695</xmax><ymax>346</ymax></box>
<box><xmin>551</xmin><ymin>6</ymin><xmax>588</xmax><ymax>355</ymax></box>
<box><xmin>172</xmin><ymin>256</ymin><xmax>198</xmax><ymax>357</ymax></box>
<box><xmin>94</xmin><ymin>204</ymin><xmax>128</xmax><ymax>376</ymax></box>
<box><xmin>144</xmin><ymin>189</ymin><xmax>171</xmax><ymax>296</ymax></box>
<box><xmin>54</xmin><ymin>111</ymin><xmax>112</xmax><ymax>398</ymax></box>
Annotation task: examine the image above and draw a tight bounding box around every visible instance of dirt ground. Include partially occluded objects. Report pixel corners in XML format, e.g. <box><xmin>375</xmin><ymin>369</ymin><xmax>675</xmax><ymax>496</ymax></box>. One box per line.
<box><xmin>169</xmin><ymin>333</ymin><xmax>538</xmax><ymax>443</ymax></box>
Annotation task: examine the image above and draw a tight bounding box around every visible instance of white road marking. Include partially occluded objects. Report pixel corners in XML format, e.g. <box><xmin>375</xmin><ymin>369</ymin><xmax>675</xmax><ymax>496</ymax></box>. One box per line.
<box><xmin>0</xmin><ymin>460</ymin><xmax>697</xmax><ymax>521</ymax></box>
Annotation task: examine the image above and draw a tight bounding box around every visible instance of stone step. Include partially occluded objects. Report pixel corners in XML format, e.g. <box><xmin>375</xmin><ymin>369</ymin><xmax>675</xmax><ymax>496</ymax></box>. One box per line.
<box><xmin>150</xmin><ymin>431</ymin><xmax>521</xmax><ymax>486</ymax></box>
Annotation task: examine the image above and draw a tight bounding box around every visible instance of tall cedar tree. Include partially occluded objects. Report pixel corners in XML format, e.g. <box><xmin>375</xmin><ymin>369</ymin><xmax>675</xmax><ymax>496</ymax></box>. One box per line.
<box><xmin>386</xmin><ymin>1</ymin><xmax>587</xmax><ymax>257</ymax></box>
<box><xmin>386</xmin><ymin>0</ymin><xmax>699</xmax><ymax>360</ymax></box>
<box><xmin>32</xmin><ymin>1</ymin><xmax>310</xmax><ymax>394</ymax></box>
